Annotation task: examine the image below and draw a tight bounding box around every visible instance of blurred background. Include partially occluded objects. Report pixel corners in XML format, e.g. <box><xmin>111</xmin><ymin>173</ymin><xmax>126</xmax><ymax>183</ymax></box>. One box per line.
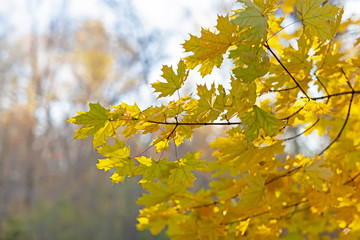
<box><xmin>0</xmin><ymin>0</ymin><xmax>233</xmax><ymax>239</ymax></box>
<box><xmin>0</xmin><ymin>0</ymin><xmax>358</xmax><ymax>239</ymax></box>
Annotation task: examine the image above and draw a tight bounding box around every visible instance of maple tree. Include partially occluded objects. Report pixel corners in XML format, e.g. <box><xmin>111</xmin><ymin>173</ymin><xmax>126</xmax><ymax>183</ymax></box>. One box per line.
<box><xmin>69</xmin><ymin>0</ymin><xmax>360</xmax><ymax>239</ymax></box>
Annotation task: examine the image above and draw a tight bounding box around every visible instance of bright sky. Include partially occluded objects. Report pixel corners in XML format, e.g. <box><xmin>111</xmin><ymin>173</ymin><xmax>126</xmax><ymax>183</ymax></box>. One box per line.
<box><xmin>1</xmin><ymin>0</ymin><xmax>359</xmax><ymax>63</ymax></box>
<box><xmin>0</xmin><ymin>0</ymin><xmax>359</xmax><ymax>128</ymax></box>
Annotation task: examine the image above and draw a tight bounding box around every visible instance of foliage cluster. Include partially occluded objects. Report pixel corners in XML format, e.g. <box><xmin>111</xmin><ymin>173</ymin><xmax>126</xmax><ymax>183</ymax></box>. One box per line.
<box><xmin>70</xmin><ymin>0</ymin><xmax>360</xmax><ymax>239</ymax></box>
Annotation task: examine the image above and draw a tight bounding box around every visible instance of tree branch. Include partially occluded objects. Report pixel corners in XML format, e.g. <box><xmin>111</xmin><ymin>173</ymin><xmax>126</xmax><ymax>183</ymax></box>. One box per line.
<box><xmin>309</xmin><ymin>90</ymin><xmax>360</xmax><ymax>100</ymax></box>
<box><xmin>130</xmin><ymin>118</ymin><xmax>242</xmax><ymax>126</ymax></box>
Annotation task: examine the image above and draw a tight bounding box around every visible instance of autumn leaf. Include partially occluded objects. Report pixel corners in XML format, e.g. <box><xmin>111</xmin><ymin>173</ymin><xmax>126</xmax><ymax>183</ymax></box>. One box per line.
<box><xmin>168</xmin><ymin>152</ymin><xmax>206</xmax><ymax>187</ymax></box>
<box><xmin>187</xmin><ymin>84</ymin><xmax>226</xmax><ymax>122</ymax></box>
<box><xmin>68</xmin><ymin>102</ymin><xmax>119</xmax><ymax>148</ymax></box>
<box><xmin>136</xmin><ymin>157</ymin><xmax>176</xmax><ymax>185</ymax></box>
<box><xmin>296</xmin><ymin>0</ymin><xmax>341</xmax><ymax>41</ymax></box>
<box><xmin>226</xmin><ymin>77</ymin><xmax>256</xmax><ymax>118</ymax></box>
<box><xmin>152</xmin><ymin>60</ymin><xmax>189</xmax><ymax>98</ymax></box>
<box><xmin>302</xmin><ymin>157</ymin><xmax>333</xmax><ymax>190</ymax></box>
<box><xmin>137</xmin><ymin>182</ymin><xmax>185</xmax><ymax>207</ymax></box>
<box><xmin>231</xmin><ymin>0</ymin><xmax>278</xmax><ymax>42</ymax></box>
<box><xmin>183</xmin><ymin>15</ymin><xmax>238</xmax><ymax>76</ymax></box>
<box><xmin>240</xmin><ymin>172</ymin><xmax>265</xmax><ymax>206</ymax></box>
<box><xmin>96</xmin><ymin>140</ymin><xmax>135</xmax><ymax>183</ymax></box>
<box><xmin>241</xmin><ymin>105</ymin><xmax>283</xmax><ymax>141</ymax></box>
<box><xmin>229</xmin><ymin>45</ymin><xmax>270</xmax><ymax>82</ymax></box>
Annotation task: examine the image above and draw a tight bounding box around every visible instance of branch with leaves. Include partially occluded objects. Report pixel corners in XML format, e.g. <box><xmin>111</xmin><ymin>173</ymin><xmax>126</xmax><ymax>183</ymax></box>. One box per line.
<box><xmin>69</xmin><ymin>0</ymin><xmax>360</xmax><ymax>239</ymax></box>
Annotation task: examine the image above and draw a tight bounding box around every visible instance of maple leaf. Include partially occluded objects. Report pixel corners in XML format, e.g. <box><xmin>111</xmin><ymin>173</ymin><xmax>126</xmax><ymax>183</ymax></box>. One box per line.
<box><xmin>68</xmin><ymin>102</ymin><xmax>119</xmax><ymax>148</ymax></box>
<box><xmin>226</xmin><ymin>77</ymin><xmax>256</xmax><ymax>118</ymax></box>
<box><xmin>152</xmin><ymin>60</ymin><xmax>189</xmax><ymax>98</ymax></box>
<box><xmin>241</xmin><ymin>105</ymin><xmax>283</xmax><ymax>141</ymax></box>
<box><xmin>281</xmin><ymin>36</ymin><xmax>313</xmax><ymax>75</ymax></box>
<box><xmin>137</xmin><ymin>182</ymin><xmax>185</xmax><ymax>207</ymax></box>
<box><xmin>302</xmin><ymin>157</ymin><xmax>333</xmax><ymax>190</ymax></box>
<box><xmin>231</xmin><ymin>0</ymin><xmax>278</xmax><ymax>42</ymax></box>
<box><xmin>186</xmin><ymin>84</ymin><xmax>226</xmax><ymax>122</ymax></box>
<box><xmin>294</xmin><ymin>99</ymin><xmax>331</xmax><ymax>119</ymax></box>
<box><xmin>136</xmin><ymin>157</ymin><xmax>176</xmax><ymax>185</ymax></box>
<box><xmin>183</xmin><ymin>15</ymin><xmax>238</xmax><ymax>76</ymax></box>
<box><xmin>240</xmin><ymin>172</ymin><xmax>265</xmax><ymax>206</ymax></box>
<box><xmin>137</xmin><ymin>204</ymin><xmax>180</xmax><ymax>235</ymax></box>
<box><xmin>229</xmin><ymin>44</ymin><xmax>270</xmax><ymax>82</ymax></box>
<box><xmin>168</xmin><ymin>152</ymin><xmax>206</xmax><ymax>187</ymax></box>
<box><xmin>296</xmin><ymin>0</ymin><xmax>341</xmax><ymax>41</ymax></box>
<box><xmin>96</xmin><ymin>140</ymin><xmax>135</xmax><ymax>183</ymax></box>
<box><xmin>112</xmin><ymin>102</ymin><xmax>143</xmax><ymax>138</ymax></box>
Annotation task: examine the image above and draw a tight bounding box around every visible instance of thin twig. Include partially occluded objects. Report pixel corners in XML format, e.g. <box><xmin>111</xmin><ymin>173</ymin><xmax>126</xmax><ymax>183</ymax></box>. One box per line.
<box><xmin>130</xmin><ymin>118</ymin><xmax>242</xmax><ymax>126</ymax></box>
<box><xmin>339</xmin><ymin>67</ymin><xmax>355</xmax><ymax>92</ymax></box>
<box><xmin>318</xmin><ymin>92</ymin><xmax>355</xmax><ymax>155</ymax></box>
<box><xmin>264</xmin><ymin>42</ymin><xmax>310</xmax><ymax>99</ymax></box>
<box><xmin>268</xmin><ymin>86</ymin><xmax>297</xmax><ymax>92</ymax></box>
<box><xmin>315</xmin><ymin>75</ymin><xmax>331</xmax><ymax>104</ymax></box>
<box><xmin>282</xmin><ymin>119</ymin><xmax>320</xmax><ymax>141</ymax></box>
<box><xmin>266</xmin><ymin>20</ymin><xmax>301</xmax><ymax>41</ymax></box>
<box><xmin>131</xmin><ymin>144</ymin><xmax>155</xmax><ymax>159</ymax></box>
<box><xmin>343</xmin><ymin>172</ymin><xmax>360</xmax><ymax>185</ymax></box>
<box><xmin>221</xmin><ymin>199</ymin><xmax>308</xmax><ymax>225</ymax></box>
<box><xmin>221</xmin><ymin>210</ymin><xmax>270</xmax><ymax>225</ymax></box>
<box><xmin>279</xmin><ymin>106</ymin><xmax>305</xmax><ymax>121</ymax></box>
<box><xmin>265</xmin><ymin>166</ymin><xmax>302</xmax><ymax>185</ymax></box>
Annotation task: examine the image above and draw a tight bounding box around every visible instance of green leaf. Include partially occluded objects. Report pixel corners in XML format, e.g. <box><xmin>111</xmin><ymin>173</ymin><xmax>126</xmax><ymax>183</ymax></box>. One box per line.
<box><xmin>241</xmin><ymin>105</ymin><xmax>283</xmax><ymax>141</ymax></box>
<box><xmin>137</xmin><ymin>182</ymin><xmax>185</xmax><ymax>207</ymax></box>
<box><xmin>225</xmin><ymin>77</ymin><xmax>256</xmax><ymax>118</ymax></box>
<box><xmin>136</xmin><ymin>157</ymin><xmax>176</xmax><ymax>185</ymax></box>
<box><xmin>168</xmin><ymin>152</ymin><xmax>206</xmax><ymax>187</ymax></box>
<box><xmin>188</xmin><ymin>84</ymin><xmax>226</xmax><ymax>122</ymax></box>
<box><xmin>229</xmin><ymin>45</ymin><xmax>270</xmax><ymax>82</ymax></box>
<box><xmin>68</xmin><ymin>102</ymin><xmax>119</xmax><ymax>148</ymax></box>
<box><xmin>240</xmin><ymin>172</ymin><xmax>265</xmax><ymax>206</ymax></box>
<box><xmin>302</xmin><ymin>158</ymin><xmax>333</xmax><ymax>190</ymax></box>
<box><xmin>231</xmin><ymin>0</ymin><xmax>272</xmax><ymax>42</ymax></box>
<box><xmin>297</xmin><ymin>0</ymin><xmax>341</xmax><ymax>41</ymax></box>
<box><xmin>152</xmin><ymin>60</ymin><xmax>189</xmax><ymax>98</ymax></box>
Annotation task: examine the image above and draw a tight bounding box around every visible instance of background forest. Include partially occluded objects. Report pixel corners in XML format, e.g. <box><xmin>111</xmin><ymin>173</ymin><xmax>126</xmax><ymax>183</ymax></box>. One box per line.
<box><xmin>0</xmin><ymin>0</ymin><xmax>233</xmax><ymax>239</ymax></box>
<box><xmin>0</xmin><ymin>0</ymin><xmax>359</xmax><ymax>239</ymax></box>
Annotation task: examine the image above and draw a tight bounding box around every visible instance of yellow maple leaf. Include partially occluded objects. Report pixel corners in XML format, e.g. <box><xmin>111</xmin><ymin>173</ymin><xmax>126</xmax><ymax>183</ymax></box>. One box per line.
<box><xmin>183</xmin><ymin>15</ymin><xmax>238</xmax><ymax>76</ymax></box>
